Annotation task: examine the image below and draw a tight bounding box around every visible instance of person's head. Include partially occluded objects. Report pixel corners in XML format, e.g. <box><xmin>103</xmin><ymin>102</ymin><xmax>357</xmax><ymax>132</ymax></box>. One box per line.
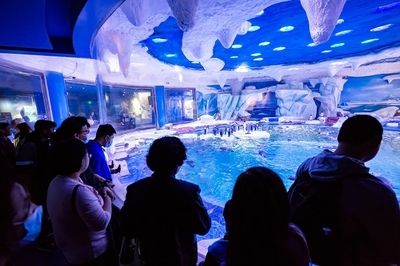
<box><xmin>53</xmin><ymin>116</ymin><xmax>90</xmax><ymax>143</ymax></box>
<box><xmin>53</xmin><ymin>139</ymin><xmax>89</xmax><ymax>176</ymax></box>
<box><xmin>146</xmin><ymin>136</ymin><xmax>187</xmax><ymax>176</ymax></box>
<box><xmin>34</xmin><ymin>120</ymin><xmax>56</xmax><ymax>139</ymax></box>
<box><xmin>15</xmin><ymin>122</ymin><xmax>32</xmax><ymax>137</ymax></box>
<box><xmin>0</xmin><ymin>122</ymin><xmax>11</xmax><ymax>137</ymax></box>
<box><xmin>337</xmin><ymin>115</ymin><xmax>383</xmax><ymax>162</ymax></box>
<box><xmin>95</xmin><ymin>124</ymin><xmax>116</xmax><ymax>147</ymax></box>
<box><xmin>227</xmin><ymin>167</ymin><xmax>289</xmax><ymax>266</ymax></box>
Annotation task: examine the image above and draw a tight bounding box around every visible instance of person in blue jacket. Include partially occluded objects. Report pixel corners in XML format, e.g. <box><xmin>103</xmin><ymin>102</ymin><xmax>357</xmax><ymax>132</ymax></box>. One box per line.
<box><xmin>87</xmin><ymin>124</ymin><xmax>118</xmax><ymax>184</ymax></box>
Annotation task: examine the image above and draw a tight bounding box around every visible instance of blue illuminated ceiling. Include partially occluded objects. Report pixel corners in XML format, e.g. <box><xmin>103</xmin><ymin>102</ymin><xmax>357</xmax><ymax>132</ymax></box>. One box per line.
<box><xmin>143</xmin><ymin>0</ymin><xmax>400</xmax><ymax>71</ymax></box>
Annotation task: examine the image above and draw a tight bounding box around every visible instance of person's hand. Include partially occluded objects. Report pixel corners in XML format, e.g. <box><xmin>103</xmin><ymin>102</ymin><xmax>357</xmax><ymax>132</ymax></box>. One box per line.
<box><xmin>98</xmin><ymin>186</ymin><xmax>115</xmax><ymax>201</ymax></box>
<box><xmin>115</xmin><ymin>164</ymin><xmax>121</xmax><ymax>173</ymax></box>
<box><xmin>109</xmin><ymin>160</ymin><xmax>115</xmax><ymax>169</ymax></box>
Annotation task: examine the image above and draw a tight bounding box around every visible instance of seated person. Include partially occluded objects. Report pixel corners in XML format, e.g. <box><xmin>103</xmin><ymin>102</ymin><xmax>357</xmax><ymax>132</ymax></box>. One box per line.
<box><xmin>86</xmin><ymin>124</ymin><xmax>117</xmax><ymax>184</ymax></box>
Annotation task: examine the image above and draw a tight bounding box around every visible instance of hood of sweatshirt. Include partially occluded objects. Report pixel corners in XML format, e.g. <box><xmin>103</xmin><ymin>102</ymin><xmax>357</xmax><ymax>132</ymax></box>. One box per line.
<box><xmin>299</xmin><ymin>150</ymin><xmax>370</xmax><ymax>181</ymax></box>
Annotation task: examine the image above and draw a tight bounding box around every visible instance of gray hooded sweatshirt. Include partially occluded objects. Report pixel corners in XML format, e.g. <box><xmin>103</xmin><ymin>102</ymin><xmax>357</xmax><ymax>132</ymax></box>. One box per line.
<box><xmin>293</xmin><ymin>150</ymin><xmax>400</xmax><ymax>265</ymax></box>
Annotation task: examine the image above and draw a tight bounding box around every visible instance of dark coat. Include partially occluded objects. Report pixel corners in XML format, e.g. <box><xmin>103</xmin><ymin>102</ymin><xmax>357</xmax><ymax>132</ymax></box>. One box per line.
<box><xmin>289</xmin><ymin>150</ymin><xmax>400</xmax><ymax>266</ymax></box>
<box><xmin>120</xmin><ymin>173</ymin><xmax>211</xmax><ymax>266</ymax></box>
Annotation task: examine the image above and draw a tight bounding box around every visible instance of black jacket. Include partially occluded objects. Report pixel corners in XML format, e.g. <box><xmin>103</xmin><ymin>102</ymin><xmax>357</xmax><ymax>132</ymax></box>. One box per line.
<box><xmin>289</xmin><ymin>150</ymin><xmax>400</xmax><ymax>266</ymax></box>
<box><xmin>120</xmin><ymin>173</ymin><xmax>211</xmax><ymax>266</ymax></box>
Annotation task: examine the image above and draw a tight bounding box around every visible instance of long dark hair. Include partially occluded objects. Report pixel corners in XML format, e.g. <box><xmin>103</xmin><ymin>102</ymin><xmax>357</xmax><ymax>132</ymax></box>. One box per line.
<box><xmin>227</xmin><ymin>167</ymin><xmax>290</xmax><ymax>266</ymax></box>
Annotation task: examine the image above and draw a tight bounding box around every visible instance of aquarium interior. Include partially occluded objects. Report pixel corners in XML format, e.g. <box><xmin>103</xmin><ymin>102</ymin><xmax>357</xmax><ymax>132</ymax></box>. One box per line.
<box><xmin>0</xmin><ymin>0</ymin><xmax>400</xmax><ymax>255</ymax></box>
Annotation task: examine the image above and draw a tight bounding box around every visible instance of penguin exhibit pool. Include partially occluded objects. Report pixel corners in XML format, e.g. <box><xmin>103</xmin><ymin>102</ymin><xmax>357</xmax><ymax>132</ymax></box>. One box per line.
<box><xmin>115</xmin><ymin>123</ymin><xmax>400</xmax><ymax>239</ymax></box>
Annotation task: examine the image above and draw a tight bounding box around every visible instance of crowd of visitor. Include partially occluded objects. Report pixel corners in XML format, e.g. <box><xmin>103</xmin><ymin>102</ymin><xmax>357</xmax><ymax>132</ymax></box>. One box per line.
<box><xmin>0</xmin><ymin>114</ymin><xmax>399</xmax><ymax>266</ymax></box>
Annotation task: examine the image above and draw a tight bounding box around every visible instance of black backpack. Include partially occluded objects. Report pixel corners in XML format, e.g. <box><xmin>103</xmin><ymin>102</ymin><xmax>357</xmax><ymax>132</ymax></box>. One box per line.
<box><xmin>288</xmin><ymin>172</ymin><xmax>348</xmax><ymax>266</ymax></box>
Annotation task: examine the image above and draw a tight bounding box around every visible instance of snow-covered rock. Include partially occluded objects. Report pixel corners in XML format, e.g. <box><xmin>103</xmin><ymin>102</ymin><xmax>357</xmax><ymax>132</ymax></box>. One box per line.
<box><xmin>275</xmin><ymin>89</ymin><xmax>317</xmax><ymax>119</ymax></box>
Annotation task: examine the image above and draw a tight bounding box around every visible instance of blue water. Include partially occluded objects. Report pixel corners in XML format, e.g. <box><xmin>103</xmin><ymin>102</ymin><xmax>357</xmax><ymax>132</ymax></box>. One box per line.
<box><xmin>122</xmin><ymin>125</ymin><xmax>400</xmax><ymax>239</ymax></box>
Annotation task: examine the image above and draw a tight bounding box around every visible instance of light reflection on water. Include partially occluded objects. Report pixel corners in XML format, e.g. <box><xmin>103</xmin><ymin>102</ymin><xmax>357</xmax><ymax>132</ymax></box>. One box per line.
<box><xmin>124</xmin><ymin>125</ymin><xmax>400</xmax><ymax>239</ymax></box>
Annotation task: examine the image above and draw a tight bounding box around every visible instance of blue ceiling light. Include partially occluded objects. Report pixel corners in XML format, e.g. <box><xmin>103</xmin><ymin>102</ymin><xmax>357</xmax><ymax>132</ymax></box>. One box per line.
<box><xmin>230</xmin><ymin>55</ymin><xmax>239</xmax><ymax>59</ymax></box>
<box><xmin>279</xmin><ymin>26</ymin><xmax>295</xmax><ymax>32</ymax></box>
<box><xmin>251</xmin><ymin>52</ymin><xmax>262</xmax><ymax>56</ymax></box>
<box><xmin>370</xmin><ymin>24</ymin><xmax>393</xmax><ymax>32</ymax></box>
<box><xmin>253</xmin><ymin>57</ymin><xmax>264</xmax><ymax>61</ymax></box>
<box><xmin>307</xmin><ymin>43</ymin><xmax>317</xmax><ymax>47</ymax></box>
<box><xmin>248</xmin><ymin>25</ymin><xmax>261</xmax><ymax>32</ymax></box>
<box><xmin>335</xmin><ymin>30</ymin><xmax>352</xmax><ymax>36</ymax></box>
<box><xmin>321</xmin><ymin>50</ymin><xmax>332</xmax><ymax>54</ymax></box>
<box><xmin>231</xmin><ymin>44</ymin><xmax>243</xmax><ymax>49</ymax></box>
<box><xmin>361</xmin><ymin>38</ymin><xmax>379</xmax><ymax>44</ymax></box>
<box><xmin>259</xmin><ymin>41</ymin><xmax>270</xmax><ymax>46</ymax></box>
<box><xmin>337</xmin><ymin>18</ymin><xmax>345</xmax><ymax>25</ymax></box>
<box><xmin>273</xmin><ymin>46</ymin><xmax>286</xmax><ymax>51</ymax></box>
<box><xmin>152</xmin><ymin>38</ymin><xmax>168</xmax><ymax>43</ymax></box>
<box><xmin>330</xmin><ymin>43</ymin><xmax>345</xmax><ymax>48</ymax></box>
<box><xmin>165</xmin><ymin>53</ymin><xmax>177</xmax><ymax>58</ymax></box>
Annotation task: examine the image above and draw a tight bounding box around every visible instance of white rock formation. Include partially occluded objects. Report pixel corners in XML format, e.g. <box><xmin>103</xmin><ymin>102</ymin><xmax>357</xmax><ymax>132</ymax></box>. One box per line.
<box><xmin>275</xmin><ymin>89</ymin><xmax>317</xmax><ymax>119</ymax></box>
<box><xmin>300</xmin><ymin>0</ymin><xmax>347</xmax><ymax>44</ymax></box>
<box><xmin>167</xmin><ymin>0</ymin><xmax>199</xmax><ymax>31</ymax></box>
<box><xmin>314</xmin><ymin>77</ymin><xmax>347</xmax><ymax>116</ymax></box>
<box><xmin>181</xmin><ymin>0</ymin><xmax>288</xmax><ymax>62</ymax></box>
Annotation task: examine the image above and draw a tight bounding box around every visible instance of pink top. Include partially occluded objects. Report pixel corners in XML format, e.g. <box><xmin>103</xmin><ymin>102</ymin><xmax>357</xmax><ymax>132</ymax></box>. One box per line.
<box><xmin>47</xmin><ymin>176</ymin><xmax>111</xmax><ymax>264</ymax></box>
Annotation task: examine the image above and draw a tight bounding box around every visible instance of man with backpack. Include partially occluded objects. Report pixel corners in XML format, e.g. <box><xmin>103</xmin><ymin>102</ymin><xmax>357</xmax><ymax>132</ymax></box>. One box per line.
<box><xmin>289</xmin><ymin>115</ymin><xmax>400</xmax><ymax>266</ymax></box>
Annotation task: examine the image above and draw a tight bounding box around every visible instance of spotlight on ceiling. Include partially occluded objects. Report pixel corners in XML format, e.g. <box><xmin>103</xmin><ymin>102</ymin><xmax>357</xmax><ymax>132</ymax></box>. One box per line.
<box><xmin>248</xmin><ymin>25</ymin><xmax>261</xmax><ymax>32</ymax></box>
<box><xmin>330</xmin><ymin>43</ymin><xmax>345</xmax><ymax>48</ymax></box>
<box><xmin>152</xmin><ymin>38</ymin><xmax>168</xmax><ymax>43</ymax></box>
<box><xmin>279</xmin><ymin>26</ymin><xmax>295</xmax><ymax>32</ymax></box>
<box><xmin>273</xmin><ymin>46</ymin><xmax>286</xmax><ymax>51</ymax></box>
<box><xmin>370</xmin><ymin>24</ymin><xmax>393</xmax><ymax>32</ymax></box>
<box><xmin>361</xmin><ymin>38</ymin><xmax>379</xmax><ymax>44</ymax></box>
<box><xmin>337</xmin><ymin>19</ymin><xmax>345</xmax><ymax>25</ymax></box>
<box><xmin>335</xmin><ymin>30</ymin><xmax>352</xmax><ymax>36</ymax></box>
<box><xmin>231</xmin><ymin>44</ymin><xmax>243</xmax><ymax>49</ymax></box>
<box><xmin>259</xmin><ymin>41</ymin><xmax>271</xmax><ymax>46</ymax></box>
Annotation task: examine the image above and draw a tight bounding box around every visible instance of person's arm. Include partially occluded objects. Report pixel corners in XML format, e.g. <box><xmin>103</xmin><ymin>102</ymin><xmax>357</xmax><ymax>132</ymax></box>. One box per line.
<box><xmin>191</xmin><ymin>186</ymin><xmax>211</xmax><ymax>235</ymax></box>
<box><xmin>98</xmin><ymin>186</ymin><xmax>114</xmax><ymax>213</ymax></box>
<box><xmin>120</xmin><ymin>186</ymin><xmax>140</xmax><ymax>239</ymax></box>
<box><xmin>75</xmin><ymin>186</ymin><xmax>111</xmax><ymax>231</ymax></box>
<box><xmin>362</xmin><ymin>185</ymin><xmax>400</xmax><ymax>264</ymax></box>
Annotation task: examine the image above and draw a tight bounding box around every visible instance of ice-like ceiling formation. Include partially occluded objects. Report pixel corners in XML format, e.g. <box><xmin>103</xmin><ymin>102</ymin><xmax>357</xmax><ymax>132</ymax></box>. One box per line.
<box><xmin>93</xmin><ymin>0</ymin><xmax>400</xmax><ymax>87</ymax></box>
<box><xmin>301</xmin><ymin>0</ymin><xmax>347</xmax><ymax>44</ymax></box>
